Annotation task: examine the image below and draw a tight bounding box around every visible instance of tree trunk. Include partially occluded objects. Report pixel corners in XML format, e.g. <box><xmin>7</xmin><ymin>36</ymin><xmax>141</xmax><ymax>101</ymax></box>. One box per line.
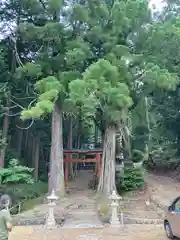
<box><xmin>49</xmin><ymin>104</ymin><xmax>65</xmax><ymax>196</ymax></box>
<box><xmin>68</xmin><ymin>117</ymin><xmax>74</xmax><ymax>179</ymax></box>
<box><xmin>97</xmin><ymin>124</ymin><xmax>117</xmax><ymax>197</ymax></box>
<box><xmin>176</xmin><ymin>132</ymin><xmax>180</xmax><ymax>156</ymax></box>
<box><xmin>27</xmin><ymin>133</ymin><xmax>32</xmax><ymax>164</ymax></box>
<box><xmin>21</xmin><ymin>128</ymin><xmax>28</xmax><ymax>161</ymax></box>
<box><xmin>77</xmin><ymin>110</ymin><xmax>82</xmax><ymax>148</ymax></box>
<box><xmin>34</xmin><ymin>134</ymin><xmax>40</xmax><ymax>182</ymax></box>
<box><xmin>68</xmin><ymin>117</ymin><xmax>73</xmax><ymax>149</ymax></box>
<box><xmin>25</xmin><ymin>129</ymin><xmax>29</xmax><ymax>150</ymax></box>
<box><xmin>94</xmin><ymin>124</ymin><xmax>98</xmax><ymax>147</ymax></box>
<box><xmin>17</xmin><ymin>128</ymin><xmax>23</xmax><ymax>158</ymax></box>
<box><xmin>31</xmin><ymin>135</ymin><xmax>36</xmax><ymax>167</ymax></box>
<box><xmin>0</xmin><ymin>113</ymin><xmax>9</xmax><ymax>168</ymax></box>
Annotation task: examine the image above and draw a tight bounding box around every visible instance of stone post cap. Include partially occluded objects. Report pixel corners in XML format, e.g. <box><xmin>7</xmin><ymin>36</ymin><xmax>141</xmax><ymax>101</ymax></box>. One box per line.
<box><xmin>109</xmin><ymin>190</ymin><xmax>122</xmax><ymax>201</ymax></box>
<box><xmin>47</xmin><ymin>189</ymin><xmax>58</xmax><ymax>201</ymax></box>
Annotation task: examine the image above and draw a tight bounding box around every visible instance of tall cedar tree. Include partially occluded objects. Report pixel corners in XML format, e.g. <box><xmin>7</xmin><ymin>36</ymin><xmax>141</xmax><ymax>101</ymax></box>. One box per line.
<box><xmin>1</xmin><ymin>0</ymin><xmax>178</xmax><ymax>197</ymax></box>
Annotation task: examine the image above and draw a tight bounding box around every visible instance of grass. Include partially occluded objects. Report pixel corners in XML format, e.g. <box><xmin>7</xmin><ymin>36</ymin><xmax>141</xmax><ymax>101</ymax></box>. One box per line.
<box><xmin>96</xmin><ymin>193</ymin><xmax>130</xmax><ymax>217</ymax></box>
<box><xmin>0</xmin><ymin>182</ymin><xmax>48</xmax><ymax>214</ymax></box>
<box><xmin>21</xmin><ymin>196</ymin><xmax>45</xmax><ymax>212</ymax></box>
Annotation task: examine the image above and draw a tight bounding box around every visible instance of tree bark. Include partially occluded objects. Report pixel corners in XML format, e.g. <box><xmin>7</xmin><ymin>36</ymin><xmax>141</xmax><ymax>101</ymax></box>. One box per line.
<box><xmin>176</xmin><ymin>132</ymin><xmax>180</xmax><ymax>156</ymax></box>
<box><xmin>34</xmin><ymin>134</ymin><xmax>40</xmax><ymax>182</ymax></box>
<box><xmin>25</xmin><ymin>129</ymin><xmax>29</xmax><ymax>150</ymax></box>
<box><xmin>17</xmin><ymin>128</ymin><xmax>23</xmax><ymax>158</ymax></box>
<box><xmin>0</xmin><ymin>113</ymin><xmax>9</xmax><ymax>168</ymax></box>
<box><xmin>49</xmin><ymin>104</ymin><xmax>65</xmax><ymax>196</ymax></box>
<box><xmin>31</xmin><ymin>135</ymin><xmax>36</xmax><ymax>167</ymax></box>
<box><xmin>68</xmin><ymin>117</ymin><xmax>74</xmax><ymax>179</ymax></box>
<box><xmin>68</xmin><ymin>117</ymin><xmax>73</xmax><ymax>149</ymax></box>
<box><xmin>97</xmin><ymin>124</ymin><xmax>117</xmax><ymax>197</ymax></box>
<box><xmin>95</xmin><ymin>124</ymin><xmax>98</xmax><ymax>147</ymax></box>
<box><xmin>27</xmin><ymin>133</ymin><xmax>32</xmax><ymax>164</ymax></box>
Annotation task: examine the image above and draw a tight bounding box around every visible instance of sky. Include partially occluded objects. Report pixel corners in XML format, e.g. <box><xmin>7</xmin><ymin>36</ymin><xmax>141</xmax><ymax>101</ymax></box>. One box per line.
<box><xmin>149</xmin><ymin>0</ymin><xmax>165</xmax><ymax>10</ymax></box>
<box><xmin>0</xmin><ymin>0</ymin><xmax>164</xmax><ymax>39</ymax></box>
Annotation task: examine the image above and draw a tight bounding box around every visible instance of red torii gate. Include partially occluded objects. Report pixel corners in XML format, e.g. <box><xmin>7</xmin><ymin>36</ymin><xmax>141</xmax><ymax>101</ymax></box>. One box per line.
<box><xmin>64</xmin><ymin>149</ymin><xmax>102</xmax><ymax>185</ymax></box>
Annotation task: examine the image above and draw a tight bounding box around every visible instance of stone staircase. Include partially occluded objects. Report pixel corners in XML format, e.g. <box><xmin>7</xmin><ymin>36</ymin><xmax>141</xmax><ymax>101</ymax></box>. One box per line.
<box><xmin>63</xmin><ymin>170</ymin><xmax>103</xmax><ymax>228</ymax></box>
<box><xmin>12</xmin><ymin>171</ymin><xmax>167</xmax><ymax>228</ymax></box>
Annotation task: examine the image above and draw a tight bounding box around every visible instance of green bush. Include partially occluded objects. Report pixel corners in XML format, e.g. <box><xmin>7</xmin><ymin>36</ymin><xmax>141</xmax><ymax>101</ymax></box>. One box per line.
<box><xmin>0</xmin><ymin>182</ymin><xmax>47</xmax><ymax>202</ymax></box>
<box><xmin>116</xmin><ymin>167</ymin><xmax>145</xmax><ymax>193</ymax></box>
<box><xmin>0</xmin><ymin>159</ymin><xmax>34</xmax><ymax>184</ymax></box>
<box><xmin>145</xmin><ymin>146</ymin><xmax>179</xmax><ymax>171</ymax></box>
<box><xmin>132</xmin><ymin>149</ymin><xmax>144</xmax><ymax>163</ymax></box>
<box><xmin>0</xmin><ymin>182</ymin><xmax>48</xmax><ymax>214</ymax></box>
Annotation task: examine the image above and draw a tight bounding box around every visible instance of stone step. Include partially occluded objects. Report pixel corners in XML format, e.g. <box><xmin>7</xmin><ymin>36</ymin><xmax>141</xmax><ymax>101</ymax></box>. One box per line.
<box><xmin>68</xmin><ymin>211</ymin><xmax>97</xmax><ymax>215</ymax></box>
<box><xmin>63</xmin><ymin>219</ymin><xmax>103</xmax><ymax>228</ymax></box>
<box><xmin>66</xmin><ymin>214</ymin><xmax>98</xmax><ymax>219</ymax></box>
<box><xmin>68</xmin><ymin>204</ymin><xmax>95</xmax><ymax>209</ymax></box>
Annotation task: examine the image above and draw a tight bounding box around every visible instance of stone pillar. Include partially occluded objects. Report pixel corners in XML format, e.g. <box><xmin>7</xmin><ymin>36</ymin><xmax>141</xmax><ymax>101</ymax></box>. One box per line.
<box><xmin>109</xmin><ymin>190</ymin><xmax>121</xmax><ymax>227</ymax></box>
<box><xmin>46</xmin><ymin>189</ymin><xmax>58</xmax><ymax>228</ymax></box>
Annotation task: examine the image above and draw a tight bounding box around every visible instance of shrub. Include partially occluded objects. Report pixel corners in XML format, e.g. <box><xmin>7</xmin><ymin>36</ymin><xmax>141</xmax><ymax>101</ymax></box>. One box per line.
<box><xmin>116</xmin><ymin>167</ymin><xmax>145</xmax><ymax>193</ymax></box>
<box><xmin>145</xmin><ymin>146</ymin><xmax>179</xmax><ymax>171</ymax></box>
<box><xmin>132</xmin><ymin>149</ymin><xmax>144</xmax><ymax>163</ymax></box>
<box><xmin>0</xmin><ymin>159</ymin><xmax>34</xmax><ymax>184</ymax></box>
<box><xmin>0</xmin><ymin>182</ymin><xmax>48</xmax><ymax>214</ymax></box>
<box><xmin>0</xmin><ymin>182</ymin><xmax>47</xmax><ymax>202</ymax></box>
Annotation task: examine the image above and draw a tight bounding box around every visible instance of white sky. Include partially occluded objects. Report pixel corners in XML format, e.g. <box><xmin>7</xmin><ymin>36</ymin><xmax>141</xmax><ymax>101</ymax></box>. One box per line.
<box><xmin>149</xmin><ymin>0</ymin><xmax>165</xmax><ymax>10</ymax></box>
<box><xmin>0</xmin><ymin>0</ymin><xmax>165</xmax><ymax>39</ymax></box>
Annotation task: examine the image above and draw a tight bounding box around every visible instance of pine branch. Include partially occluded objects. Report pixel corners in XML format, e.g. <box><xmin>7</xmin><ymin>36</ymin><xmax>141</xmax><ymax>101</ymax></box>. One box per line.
<box><xmin>16</xmin><ymin>119</ymin><xmax>34</xmax><ymax>130</ymax></box>
<box><xmin>39</xmin><ymin>0</ymin><xmax>46</xmax><ymax>10</ymax></box>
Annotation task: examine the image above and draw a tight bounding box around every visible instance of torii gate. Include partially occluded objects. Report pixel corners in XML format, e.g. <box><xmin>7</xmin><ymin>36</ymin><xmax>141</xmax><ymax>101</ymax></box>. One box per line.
<box><xmin>63</xmin><ymin>149</ymin><xmax>102</xmax><ymax>185</ymax></box>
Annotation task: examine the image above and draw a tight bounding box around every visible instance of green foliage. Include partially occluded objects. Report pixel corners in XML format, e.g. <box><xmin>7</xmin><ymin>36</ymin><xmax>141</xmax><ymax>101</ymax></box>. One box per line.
<box><xmin>15</xmin><ymin>63</ymin><xmax>42</xmax><ymax>79</ymax></box>
<box><xmin>0</xmin><ymin>130</ymin><xmax>7</xmax><ymax>150</ymax></box>
<box><xmin>48</xmin><ymin>0</ymin><xmax>64</xmax><ymax>13</ymax></box>
<box><xmin>21</xmin><ymin>76</ymin><xmax>62</xmax><ymax>120</ymax></box>
<box><xmin>133</xmin><ymin>2</ymin><xmax>180</xmax><ymax>162</ymax></box>
<box><xmin>0</xmin><ymin>182</ymin><xmax>47</xmax><ymax>213</ymax></box>
<box><xmin>132</xmin><ymin>149</ymin><xmax>144</xmax><ymax>163</ymax></box>
<box><xmin>13</xmin><ymin>0</ymin><xmax>179</xmax><ymax>139</ymax></box>
<box><xmin>117</xmin><ymin>167</ymin><xmax>145</xmax><ymax>192</ymax></box>
<box><xmin>0</xmin><ymin>182</ymin><xmax>47</xmax><ymax>202</ymax></box>
<box><xmin>0</xmin><ymin>159</ymin><xmax>34</xmax><ymax>184</ymax></box>
<box><xmin>145</xmin><ymin>144</ymin><xmax>180</xmax><ymax>171</ymax></box>
<box><xmin>72</xmin><ymin>4</ymin><xmax>89</xmax><ymax>22</ymax></box>
<box><xmin>1</xmin><ymin>0</ymin><xmax>180</xmax><ymax>196</ymax></box>
<box><xmin>145</xmin><ymin>63</ymin><xmax>178</xmax><ymax>91</ymax></box>
<box><xmin>132</xmin><ymin>124</ymin><xmax>149</xmax><ymax>152</ymax></box>
<box><xmin>69</xmin><ymin>59</ymin><xmax>133</xmax><ymax>125</ymax></box>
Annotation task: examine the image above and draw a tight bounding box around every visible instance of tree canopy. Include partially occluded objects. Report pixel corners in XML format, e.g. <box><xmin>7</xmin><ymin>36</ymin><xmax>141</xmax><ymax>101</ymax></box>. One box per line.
<box><xmin>0</xmin><ymin>0</ymin><xmax>180</xmax><ymax>197</ymax></box>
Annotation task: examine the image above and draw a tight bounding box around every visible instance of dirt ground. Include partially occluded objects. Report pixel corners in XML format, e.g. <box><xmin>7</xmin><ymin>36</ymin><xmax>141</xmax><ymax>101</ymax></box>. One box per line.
<box><xmin>10</xmin><ymin>225</ymin><xmax>166</xmax><ymax>240</ymax></box>
<box><xmin>15</xmin><ymin>171</ymin><xmax>164</xmax><ymax>224</ymax></box>
<box><xmin>147</xmin><ymin>173</ymin><xmax>180</xmax><ymax>208</ymax></box>
<box><xmin>11</xmin><ymin>171</ymin><xmax>180</xmax><ymax>240</ymax></box>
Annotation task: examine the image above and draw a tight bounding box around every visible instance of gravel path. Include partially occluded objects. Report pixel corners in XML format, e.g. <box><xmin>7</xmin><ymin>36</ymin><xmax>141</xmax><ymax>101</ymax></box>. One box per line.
<box><xmin>10</xmin><ymin>225</ymin><xmax>166</xmax><ymax>240</ymax></box>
